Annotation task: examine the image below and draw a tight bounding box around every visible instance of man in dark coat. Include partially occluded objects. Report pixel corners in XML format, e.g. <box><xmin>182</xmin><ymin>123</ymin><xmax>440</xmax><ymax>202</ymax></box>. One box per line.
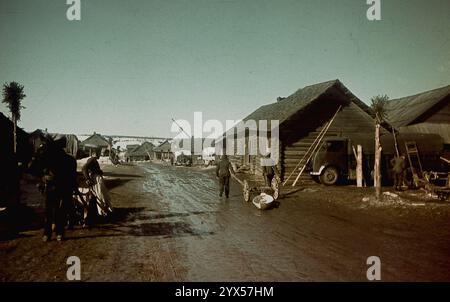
<box><xmin>216</xmin><ymin>155</ymin><xmax>234</xmax><ymax>198</ymax></box>
<box><xmin>35</xmin><ymin>144</ymin><xmax>78</xmax><ymax>242</ymax></box>
<box><xmin>390</xmin><ymin>154</ymin><xmax>406</xmax><ymax>191</ymax></box>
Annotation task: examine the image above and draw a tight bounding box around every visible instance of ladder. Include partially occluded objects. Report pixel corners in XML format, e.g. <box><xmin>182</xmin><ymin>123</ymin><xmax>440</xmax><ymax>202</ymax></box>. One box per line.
<box><xmin>282</xmin><ymin>105</ymin><xmax>341</xmax><ymax>187</ymax></box>
<box><xmin>405</xmin><ymin>141</ymin><xmax>423</xmax><ymax>187</ymax></box>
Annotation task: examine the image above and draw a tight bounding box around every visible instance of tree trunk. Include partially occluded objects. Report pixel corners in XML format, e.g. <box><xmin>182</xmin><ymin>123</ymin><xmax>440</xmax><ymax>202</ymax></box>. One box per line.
<box><xmin>374</xmin><ymin>124</ymin><xmax>382</xmax><ymax>200</ymax></box>
<box><xmin>13</xmin><ymin>114</ymin><xmax>17</xmax><ymax>154</ymax></box>
<box><xmin>357</xmin><ymin>145</ymin><xmax>363</xmax><ymax>188</ymax></box>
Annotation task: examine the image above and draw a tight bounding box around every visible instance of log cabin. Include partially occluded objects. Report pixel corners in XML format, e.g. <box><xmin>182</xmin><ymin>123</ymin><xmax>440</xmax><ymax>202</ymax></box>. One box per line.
<box><xmin>385</xmin><ymin>84</ymin><xmax>450</xmax><ymax>149</ymax></box>
<box><xmin>220</xmin><ymin>79</ymin><xmax>386</xmax><ymax>186</ymax></box>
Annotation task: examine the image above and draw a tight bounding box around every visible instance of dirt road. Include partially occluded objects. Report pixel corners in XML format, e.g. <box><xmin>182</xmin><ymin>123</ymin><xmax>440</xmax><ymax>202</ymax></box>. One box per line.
<box><xmin>1</xmin><ymin>162</ymin><xmax>450</xmax><ymax>281</ymax></box>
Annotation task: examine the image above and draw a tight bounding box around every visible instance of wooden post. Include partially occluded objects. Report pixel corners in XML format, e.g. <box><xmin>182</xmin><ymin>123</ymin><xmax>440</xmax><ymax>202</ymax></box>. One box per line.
<box><xmin>392</xmin><ymin>128</ymin><xmax>400</xmax><ymax>157</ymax></box>
<box><xmin>357</xmin><ymin>145</ymin><xmax>363</xmax><ymax>188</ymax></box>
<box><xmin>374</xmin><ymin>124</ymin><xmax>382</xmax><ymax>200</ymax></box>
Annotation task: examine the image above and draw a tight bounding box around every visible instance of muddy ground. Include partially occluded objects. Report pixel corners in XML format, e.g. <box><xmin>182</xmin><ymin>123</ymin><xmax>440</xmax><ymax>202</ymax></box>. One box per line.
<box><xmin>1</xmin><ymin>162</ymin><xmax>450</xmax><ymax>281</ymax></box>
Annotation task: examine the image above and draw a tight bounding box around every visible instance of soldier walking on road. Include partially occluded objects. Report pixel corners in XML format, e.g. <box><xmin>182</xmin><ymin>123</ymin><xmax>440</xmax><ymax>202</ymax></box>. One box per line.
<box><xmin>216</xmin><ymin>155</ymin><xmax>234</xmax><ymax>198</ymax></box>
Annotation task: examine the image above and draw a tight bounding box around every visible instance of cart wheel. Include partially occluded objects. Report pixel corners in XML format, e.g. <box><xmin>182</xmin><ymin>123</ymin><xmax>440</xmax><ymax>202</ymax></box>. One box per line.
<box><xmin>271</xmin><ymin>177</ymin><xmax>280</xmax><ymax>200</ymax></box>
<box><xmin>243</xmin><ymin>180</ymin><xmax>250</xmax><ymax>202</ymax></box>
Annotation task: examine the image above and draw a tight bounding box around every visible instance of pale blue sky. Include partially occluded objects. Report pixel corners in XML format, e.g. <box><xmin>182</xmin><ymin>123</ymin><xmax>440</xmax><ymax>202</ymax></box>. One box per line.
<box><xmin>1</xmin><ymin>0</ymin><xmax>449</xmax><ymax>137</ymax></box>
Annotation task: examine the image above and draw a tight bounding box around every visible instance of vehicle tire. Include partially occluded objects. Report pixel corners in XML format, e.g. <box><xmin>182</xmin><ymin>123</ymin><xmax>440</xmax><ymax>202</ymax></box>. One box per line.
<box><xmin>320</xmin><ymin>166</ymin><xmax>340</xmax><ymax>186</ymax></box>
<box><xmin>311</xmin><ymin>175</ymin><xmax>321</xmax><ymax>184</ymax></box>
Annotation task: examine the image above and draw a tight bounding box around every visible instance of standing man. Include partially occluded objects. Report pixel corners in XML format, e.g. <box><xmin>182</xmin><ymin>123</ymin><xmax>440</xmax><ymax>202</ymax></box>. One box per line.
<box><xmin>216</xmin><ymin>155</ymin><xmax>234</xmax><ymax>198</ymax></box>
<box><xmin>390</xmin><ymin>153</ymin><xmax>406</xmax><ymax>191</ymax></box>
<box><xmin>83</xmin><ymin>150</ymin><xmax>113</xmax><ymax>216</ymax></box>
<box><xmin>83</xmin><ymin>150</ymin><xmax>104</xmax><ymax>183</ymax></box>
<box><xmin>262</xmin><ymin>153</ymin><xmax>279</xmax><ymax>187</ymax></box>
<box><xmin>35</xmin><ymin>143</ymin><xmax>78</xmax><ymax>242</ymax></box>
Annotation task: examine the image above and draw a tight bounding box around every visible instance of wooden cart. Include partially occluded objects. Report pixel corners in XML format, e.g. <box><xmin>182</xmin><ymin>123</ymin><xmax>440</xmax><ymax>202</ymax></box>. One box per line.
<box><xmin>242</xmin><ymin>176</ymin><xmax>280</xmax><ymax>202</ymax></box>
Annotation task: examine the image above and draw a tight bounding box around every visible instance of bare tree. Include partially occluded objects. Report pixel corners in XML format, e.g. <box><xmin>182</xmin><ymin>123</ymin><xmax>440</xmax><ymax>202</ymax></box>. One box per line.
<box><xmin>2</xmin><ymin>82</ymin><xmax>26</xmax><ymax>154</ymax></box>
<box><xmin>370</xmin><ymin>95</ymin><xmax>389</xmax><ymax>200</ymax></box>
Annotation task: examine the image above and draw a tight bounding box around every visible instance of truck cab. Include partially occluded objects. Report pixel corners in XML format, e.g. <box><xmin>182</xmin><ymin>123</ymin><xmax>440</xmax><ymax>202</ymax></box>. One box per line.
<box><xmin>310</xmin><ymin>137</ymin><xmax>349</xmax><ymax>185</ymax></box>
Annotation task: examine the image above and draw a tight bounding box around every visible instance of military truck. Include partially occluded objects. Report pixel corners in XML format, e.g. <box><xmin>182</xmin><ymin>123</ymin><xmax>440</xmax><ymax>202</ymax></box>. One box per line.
<box><xmin>309</xmin><ymin>133</ymin><xmax>448</xmax><ymax>185</ymax></box>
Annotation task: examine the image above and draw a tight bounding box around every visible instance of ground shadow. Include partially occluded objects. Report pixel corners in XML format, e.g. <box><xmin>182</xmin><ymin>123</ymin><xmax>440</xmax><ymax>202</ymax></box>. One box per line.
<box><xmin>104</xmin><ymin>178</ymin><xmax>132</xmax><ymax>190</ymax></box>
<box><xmin>102</xmin><ymin>172</ymin><xmax>142</xmax><ymax>178</ymax></box>
<box><xmin>69</xmin><ymin>220</ymin><xmax>214</xmax><ymax>240</ymax></box>
<box><xmin>0</xmin><ymin>204</ymin><xmax>42</xmax><ymax>241</ymax></box>
<box><xmin>69</xmin><ymin>206</ymin><xmax>214</xmax><ymax>240</ymax></box>
<box><xmin>1</xmin><ymin>205</ymin><xmax>215</xmax><ymax>242</ymax></box>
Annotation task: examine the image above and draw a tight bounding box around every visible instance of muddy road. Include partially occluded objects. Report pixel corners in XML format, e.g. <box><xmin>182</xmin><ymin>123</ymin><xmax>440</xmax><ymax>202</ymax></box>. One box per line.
<box><xmin>1</xmin><ymin>162</ymin><xmax>450</xmax><ymax>281</ymax></box>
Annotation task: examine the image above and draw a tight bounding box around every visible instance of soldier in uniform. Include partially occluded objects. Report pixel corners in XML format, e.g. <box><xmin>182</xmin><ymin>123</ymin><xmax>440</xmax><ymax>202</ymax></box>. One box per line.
<box><xmin>216</xmin><ymin>155</ymin><xmax>234</xmax><ymax>198</ymax></box>
<box><xmin>36</xmin><ymin>143</ymin><xmax>78</xmax><ymax>242</ymax></box>
<box><xmin>390</xmin><ymin>154</ymin><xmax>407</xmax><ymax>191</ymax></box>
<box><xmin>262</xmin><ymin>153</ymin><xmax>279</xmax><ymax>187</ymax></box>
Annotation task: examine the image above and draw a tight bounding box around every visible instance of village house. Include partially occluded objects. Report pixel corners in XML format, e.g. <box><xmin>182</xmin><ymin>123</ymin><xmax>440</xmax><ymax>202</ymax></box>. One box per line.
<box><xmin>126</xmin><ymin>142</ymin><xmax>155</xmax><ymax>162</ymax></box>
<box><xmin>385</xmin><ymin>84</ymin><xmax>450</xmax><ymax>150</ymax></box>
<box><xmin>80</xmin><ymin>132</ymin><xmax>111</xmax><ymax>156</ymax></box>
<box><xmin>153</xmin><ymin>140</ymin><xmax>173</xmax><ymax>161</ymax></box>
<box><xmin>221</xmin><ymin>79</ymin><xmax>388</xmax><ymax>186</ymax></box>
<box><xmin>171</xmin><ymin>137</ymin><xmax>215</xmax><ymax>165</ymax></box>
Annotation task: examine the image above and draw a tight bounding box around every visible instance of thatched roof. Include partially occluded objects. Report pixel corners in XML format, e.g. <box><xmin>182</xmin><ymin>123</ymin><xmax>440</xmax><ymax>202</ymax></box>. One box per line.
<box><xmin>81</xmin><ymin>133</ymin><xmax>110</xmax><ymax>148</ymax></box>
<box><xmin>126</xmin><ymin>144</ymin><xmax>140</xmax><ymax>152</ymax></box>
<box><xmin>128</xmin><ymin>142</ymin><xmax>154</xmax><ymax>157</ymax></box>
<box><xmin>243</xmin><ymin>79</ymin><xmax>372</xmax><ymax>125</ymax></box>
<box><xmin>385</xmin><ymin>84</ymin><xmax>450</xmax><ymax>128</ymax></box>
<box><xmin>153</xmin><ymin>140</ymin><xmax>172</xmax><ymax>152</ymax></box>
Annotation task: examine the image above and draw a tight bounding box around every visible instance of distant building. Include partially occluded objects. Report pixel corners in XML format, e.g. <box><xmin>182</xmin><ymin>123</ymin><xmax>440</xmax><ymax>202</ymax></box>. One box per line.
<box><xmin>126</xmin><ymin>142</ymin><xmax>155</xmax><ymax>161</ymax></box>
<box><xmin>385</xmin><ymin>84</ymin><xmax>450</xmax><ymax>149</ymax></box>
<box><xmin>153</xmin><ymin>140</ymin><xmax>173</xmax><ymax>161</ymax></box>
<box><xmin>80</xmin><ymin>132</ymin><xmax>111</xmax><ymax>156</ymax></box>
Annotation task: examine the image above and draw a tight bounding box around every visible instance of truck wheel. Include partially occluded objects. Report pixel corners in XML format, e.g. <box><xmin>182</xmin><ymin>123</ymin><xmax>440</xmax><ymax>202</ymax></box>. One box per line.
<box><xmin>320</xmin><ymin>166</ymin><xmax>339</xmax><ymax>186</ymax></box>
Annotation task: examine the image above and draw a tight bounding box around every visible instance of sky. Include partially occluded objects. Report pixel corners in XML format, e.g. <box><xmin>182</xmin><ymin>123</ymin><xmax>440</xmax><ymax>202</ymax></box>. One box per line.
<box><xmin>1</xmin><ymin>0</ymin><xmax>449</xmax><ymax>137</ymax></box>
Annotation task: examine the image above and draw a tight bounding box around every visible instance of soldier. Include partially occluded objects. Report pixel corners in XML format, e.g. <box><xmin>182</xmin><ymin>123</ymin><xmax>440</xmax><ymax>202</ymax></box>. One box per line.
<box><xmin>34</xmin><ymin>142</ymin><xmax>78</xmax><ymax>242</ymax></box>
<box><xmin>390</xmin><ymin>154</ymin><xmax>407</xmax><ymax>191</ymax></box>
<box><xmin>262</xmin><ymin>153</ymin><xmax>279</xmax><ymax>187</ymax></box>
<box><xmin>216</xmin><ymin>155</ymin><xmax>234</xmax><ymax>198</ymax></box>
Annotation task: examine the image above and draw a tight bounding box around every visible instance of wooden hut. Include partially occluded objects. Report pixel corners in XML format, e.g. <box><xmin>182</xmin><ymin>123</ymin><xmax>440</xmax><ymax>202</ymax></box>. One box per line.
<box><xmin>153</xmin><ymin>140</ymin><xmax>173</xmax><ymax>161</ymax></box>
<box><xmin>385</xmin><ymin>84</ymin><xmax>450</xmax><ymax>148</ymax></box>
<box><xmin>221</xmin><ymin>79</ymin><xmax>384</xmax><ymax>185</ymax></box>
<box><xmin>127</xmin><ymin>142</ymin><xmax>154</xmax><ymax>161</ymax></box>
<box><xmin>80</xmin><ymin>132</ymin><xmax>111</xmax><ymax>156</ymax></box>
